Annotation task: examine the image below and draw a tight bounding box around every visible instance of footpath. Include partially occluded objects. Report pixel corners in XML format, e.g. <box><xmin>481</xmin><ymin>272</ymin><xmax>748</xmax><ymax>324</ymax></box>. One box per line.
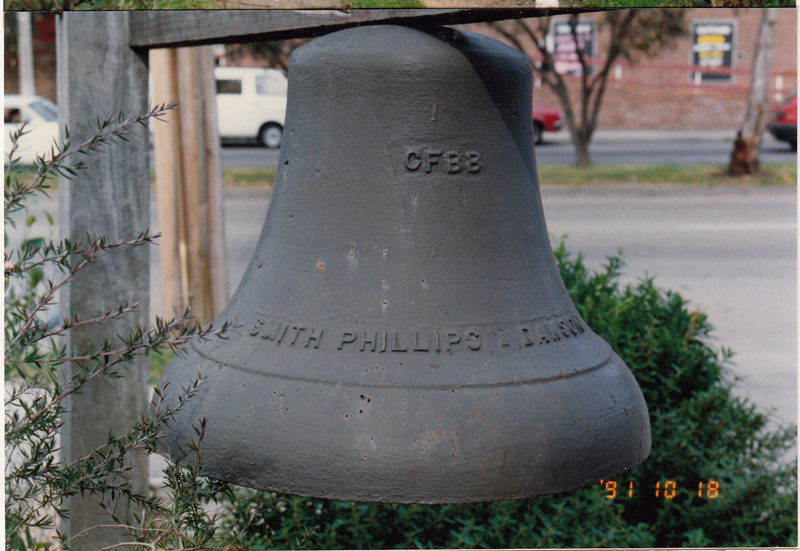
<box><xmin>551</xmin><ymin>128</ymin><xmax>739</xmax><ymax>143</ymax></box>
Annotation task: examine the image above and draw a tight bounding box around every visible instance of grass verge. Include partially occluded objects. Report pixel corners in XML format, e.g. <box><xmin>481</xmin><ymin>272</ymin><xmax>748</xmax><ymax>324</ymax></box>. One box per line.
<box><xmin>223</xmin><ymin>167</ymin><xmax>276</xmax><ymax>189</ymax></box>
<box><xmin>218</xmin><ymin>163</ymin><xmax>796</xmax><ymax>189</ymax></box>
<box><xmin>536</xmin><ymin>163</ymin><xmax>797</xmax><ymax>187</ymax></box>
<box><xmin>17</xmin><ymin>163</ymin><xmax>794</xmax><ymax>192</ymax></box>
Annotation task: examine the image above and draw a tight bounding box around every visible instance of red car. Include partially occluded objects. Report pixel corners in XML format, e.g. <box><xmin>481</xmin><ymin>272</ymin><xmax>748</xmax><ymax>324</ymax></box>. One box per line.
<box><xmin>532</xmin><ymin>104</ymin><xmax>564</xmax><ymax>145</ymax></box>
<box><xmin>767</xmin><ymin>91</ymin><xmax>797</xmax><ymax>151</ymax></box>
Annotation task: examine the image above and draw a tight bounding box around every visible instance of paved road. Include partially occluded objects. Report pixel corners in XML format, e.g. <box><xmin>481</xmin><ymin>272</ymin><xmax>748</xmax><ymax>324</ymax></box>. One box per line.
<box><xmin>538</xmin><ymin>184</ymin><xmax>797</xmax><ymax>430</ymax></box>
<box><xmin>9</xmin><ymin>183</ymin><xmax>797</xmax><ymax>433</ymax></box>
<box><xmin>220</xmin><ymin>130</ymin><xmax>797</xmax><ymax>169</ymax></box>
<box><xmin>144</xmin><ymin>183</ymin><xmax>796</xmax><ymax>430</ymax></box>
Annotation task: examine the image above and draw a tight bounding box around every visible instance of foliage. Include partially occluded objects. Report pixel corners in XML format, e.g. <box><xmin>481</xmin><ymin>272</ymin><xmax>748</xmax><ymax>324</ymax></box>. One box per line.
<box><xmin>574</xmin><ymin>0</ymin><xmax>794</xmax><ymax>6</ymax></box>
<box><xmin>491</xmin><ymin>10</ymin><xmax>687</xmax><ymax>167</ymax></box>
<box><xmin>554</xmin><ymin>243</ymin><xmax>797</xmax><ymax>547</ymax></box>
<box><xmin>224</xmin><ymin>39</ymin><xmax>307</xmax><ymax>73</ymax></box>
<box><xmin>341</xmin><ymin>0</ymin><xmax>424</xmax><ymax>7</ymax></box>
<box><xmin>6</xmin><ymin>98</ymin><xmax>794</xmax><ymax>550</ymax></box>
<box><xmin>214</xmin><ymin>243</ymin><xmax>796</xmax><ymax>549</ymax></box>
<box><xmin>4</xmin><ymin>105</ymin><xmax>237</xmax><ymax>550</ymax></box>
<box><xmin>4</xmin><ymin>0</ymin><xmax>216</xmax><ymax>9</ymax></box>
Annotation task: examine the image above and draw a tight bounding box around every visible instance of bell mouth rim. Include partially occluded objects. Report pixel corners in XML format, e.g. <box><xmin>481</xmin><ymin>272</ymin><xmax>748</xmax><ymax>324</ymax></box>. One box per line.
<box><xmin>158</xmin><ymin>349</ymin><xmax>651</xmax><ymax>503</ymax></box>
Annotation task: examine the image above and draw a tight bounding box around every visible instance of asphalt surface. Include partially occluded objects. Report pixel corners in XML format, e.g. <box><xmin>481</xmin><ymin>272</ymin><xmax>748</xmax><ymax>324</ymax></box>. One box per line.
<box><xmin>143</xmin><ymin>182</ymin><xmax>797</xmax><ymax>431</ymax></box>
<box><xmin>9</xmin><ymin>180</ymin><xmax>797</xmax><ymax>488</ymax></box>
<box><xmin>539</xmin><ymin>183</ymin><xmax>797</xmax><ymax>431</ymax></box>
<box><xmin>12</xmin><ymin>178</ymin><xmax>796</xmax><ymax>429</ymax></box>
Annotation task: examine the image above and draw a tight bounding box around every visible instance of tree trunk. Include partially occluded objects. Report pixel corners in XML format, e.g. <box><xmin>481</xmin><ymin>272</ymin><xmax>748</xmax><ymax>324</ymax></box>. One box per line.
<box><xmin>574</xmin><ymin>136</ymin><xmax>592</xmax><ymax>168</ymax></box>
<box><xmin>728</xmin><ymin>8</ymin><xmax>778</xmax><ymax>176</ymax></box>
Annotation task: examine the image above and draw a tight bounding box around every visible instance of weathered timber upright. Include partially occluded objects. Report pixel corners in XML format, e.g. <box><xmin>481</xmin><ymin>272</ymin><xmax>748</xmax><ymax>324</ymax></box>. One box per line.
<box><xmin>57</xmin><ymin>12</ymin><xmax>150</xmax><ymax>549</ymax></box>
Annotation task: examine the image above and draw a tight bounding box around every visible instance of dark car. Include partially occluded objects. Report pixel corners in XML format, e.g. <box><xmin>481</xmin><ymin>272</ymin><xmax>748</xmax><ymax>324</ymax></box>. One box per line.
<box><xmin>767</xmin><ymin>91</ymin><xmax>797</xmax><ymax>151</ymax></box>
<box><xmin>532</xmin><ymin>104</ymin><xmax>564</xmax><ymax>145</ymax></box>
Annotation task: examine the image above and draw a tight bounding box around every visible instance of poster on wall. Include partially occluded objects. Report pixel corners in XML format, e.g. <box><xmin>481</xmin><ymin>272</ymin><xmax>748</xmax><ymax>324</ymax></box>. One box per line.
<box><xmin>690</xmin><ymin>21</ymin><xmax>736</xmax><ymax>83</ymax></box>
<box><xmin>550</xmin><ymin>20</ymin><xmax>597</xmax><ymax>77</ymax></box>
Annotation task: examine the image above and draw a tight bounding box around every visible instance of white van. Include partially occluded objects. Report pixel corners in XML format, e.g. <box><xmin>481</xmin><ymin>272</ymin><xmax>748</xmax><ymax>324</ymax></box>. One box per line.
<box><xmin>4</xmin><ymin>94</ymin><xmax>60</xmax><ymax>165</ymax></box>
<box><xmin>214</xmin><ymin>67</ymin><xmax>287</xmax><ymax>149</ymax></box>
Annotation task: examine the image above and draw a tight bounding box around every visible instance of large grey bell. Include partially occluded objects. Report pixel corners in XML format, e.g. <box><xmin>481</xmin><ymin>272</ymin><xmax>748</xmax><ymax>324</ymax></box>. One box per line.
<box><xmin>156</xmin><ymin>24</ymin><xmax>650</xmax><ymax>504</ymax></box>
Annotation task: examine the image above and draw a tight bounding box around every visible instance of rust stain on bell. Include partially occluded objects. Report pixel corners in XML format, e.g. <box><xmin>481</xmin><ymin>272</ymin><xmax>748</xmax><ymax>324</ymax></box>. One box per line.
<box><xmin>157</xmin><ymin>24</ymin><xmax>651</xmax><ymax>503</ymax></box>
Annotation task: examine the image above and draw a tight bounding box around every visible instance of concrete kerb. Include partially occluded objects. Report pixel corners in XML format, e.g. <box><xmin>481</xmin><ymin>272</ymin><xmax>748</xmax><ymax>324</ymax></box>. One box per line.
<box><xmin>547</xmin><ymin>128</ymin><xmax>739</xmax><ymax>144</ymax></box>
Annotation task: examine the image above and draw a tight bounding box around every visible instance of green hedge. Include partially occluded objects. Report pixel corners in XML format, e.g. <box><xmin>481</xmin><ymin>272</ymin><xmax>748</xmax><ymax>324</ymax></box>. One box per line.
<box><xmin>215</xmin><ymin>243</ymin><xmax>797</xmax><ymax>548</ymax></box>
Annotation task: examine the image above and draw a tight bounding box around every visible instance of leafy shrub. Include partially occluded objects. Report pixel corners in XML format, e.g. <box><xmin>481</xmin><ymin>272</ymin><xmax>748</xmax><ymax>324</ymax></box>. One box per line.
<box><xmin>555</xmin><ymin>243</ymin><xmax>797</xmax><ymax>547</ymax></box>
<box><xmin>215</xmin><ymin>242</ymin><xmax>797</xmax><ymax>549</ymax></box>
<box><xmin>4</xmin><ymin>107</ymin><xmax>237</xmax><ymax>550</ymax></box>
<box><xmin>8</xmin><ymin>105</ymin><xmax>792</xmax><ymax>549</ymax></box>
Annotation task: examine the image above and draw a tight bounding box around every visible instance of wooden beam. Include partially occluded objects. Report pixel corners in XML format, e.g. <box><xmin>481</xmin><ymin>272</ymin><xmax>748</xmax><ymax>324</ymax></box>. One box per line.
<box><xmin>129</xmin><ymin>8</ymin><xmax>571</xmax><ymax>49</ymax></box>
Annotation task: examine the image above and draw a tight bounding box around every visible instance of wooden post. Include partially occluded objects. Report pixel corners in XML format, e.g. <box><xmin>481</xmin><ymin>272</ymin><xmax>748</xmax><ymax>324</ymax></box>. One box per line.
<box><xmin>150</xmin><ymin>46</ymin><xmax>227</xmax><ymax>322</ymax></box>
<box><xmin>150</xmin><ymin>48</ymin><xmax>186</xmax><ymax>317</ymax></box>
<box><xmin>56</xmin><ymin>12</ymin><xmax>150</xmax><ymax>549</ymax></box>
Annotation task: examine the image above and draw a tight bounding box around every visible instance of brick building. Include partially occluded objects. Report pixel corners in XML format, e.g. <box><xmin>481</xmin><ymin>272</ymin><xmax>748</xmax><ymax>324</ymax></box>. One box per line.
<box><xmin>4</xmin><ymin>14</ymin><xmax>57</xmax><ymax>102</ymax></box>
<box><xmin>5</xmin><ymin>10</ymin><xmax>797</xmax><ymax>132</ymax></box>
<box><xmin>465</xmin><ymin>8</ymin><xmax>797</xmax><ymax>131</ymax></box>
